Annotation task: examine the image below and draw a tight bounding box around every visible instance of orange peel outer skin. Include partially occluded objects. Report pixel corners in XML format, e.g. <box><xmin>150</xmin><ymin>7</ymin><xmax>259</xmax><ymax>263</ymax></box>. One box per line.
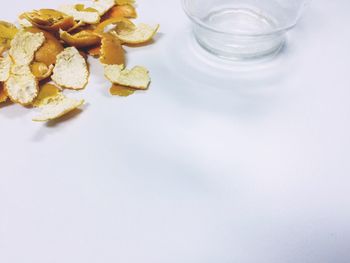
<box><xmin>94</xmin><ymin>17</ymin><xmax>133</xmax><ymax>35</ymax></box>
<box><xmin>99</xmin><ymin>33</ymin><xmax>125</xmax><ymax>65</ymax></box>
<box><xmin>26</xmin><ymin>27</ymin><xmax>64</xmax><ymax>66</ymax></box>
<box><xmin>110</xmin><ymin>84</ymin><xmax>135</xmax><ymax>97</ymax></box>
<box><xmin>102</xmin><ymin>5</ymin><xmax>137</xmax><ymax>21</ymax></box>
<box><xmin>60</xmin><ymin>30</ymin><xmax>101</xmax><ymax>48</ymax></box>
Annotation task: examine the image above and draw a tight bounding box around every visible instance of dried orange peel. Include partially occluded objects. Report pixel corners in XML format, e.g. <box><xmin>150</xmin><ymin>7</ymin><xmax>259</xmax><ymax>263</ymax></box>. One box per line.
<box><xmin>89</xmin><ymin>0</ymin><xmax>116</xmax><ymax>16</ymax></box>
<box><xmin>109</xmin><ymin>84</ymin><xmax>135</xmax><ymax>97</ymax></box>
<box><xmin>59</xmin><ymin>5</ymin><xmax>100</xmax><ymax>24</ymax></box>
<box><xmin>5</xmin><ymin>65</ymin><xmax>39</xmax><ymax>105</ymax></box>
<box><xmin>26</xmin><ymin>27</ymin><xmax>64</xmax><ymax>66</ymax></box>
<box><xmin>113</xmin><ymin>23</ymin><xmax>159</xmax><ymax>44</ymax></box>
<box><xmin>31</xmin><ymin>62</ymin><xmax>54</xmax><ymax>81</ymax></box>
<box><xmin>32</xmin><ymin>83</ymin><xmax>61</xmax><ymax>107</ymax></box>
<box><xmin>21</xmin><ymin>9</ymin><xmax>75</xmax><ymax>32</ymax></box>
<box><xmin>5</xmin><ymin>31</ymin><xmax>45</xmax><ymax>105</ymax></box>
<box><xmin>52</xmin><ymin>47</ymin><xmax>89</xmax><ymax>90</ymax></box>
<box><xmin>100</xmin><ymin>33</ymin><xmax>124</xmax><ymax>65</ymax></box>
<box><xmin>60</xmin><ymin>29</ymin><xmax>101</xmax><ymax>48</ymax></box>
<box><xmin>32</xmin><ymin>83</ymin><xmax>84</xmax><ymax>122</ymax></box>
<box><xmin>0</xmin><ymin>0</ymin><xmax>158</xmax><ymax>120</ymax></box>
<box><xmin>104</xmin><ymin>64</ymin><xmax>150</xmax><ymax>90</ymax></box>
<box><xmin>0</xmin><ymin>21</ymin><xmax>18</xmax><ymax>54</ymax></box>
<box><xmin>102</xmin><ymin>4</ymin><xmax>137</xmax><ymax>20</ymax></box>
<box><xmin>94</xmin><ymin>17</ymin><xmax>134</xmax><ymax>35</ymax></box>
<box><xmin>0</xmin><ymin>54</ymin><xmax>12</xmax><ymax>82</ymax></box>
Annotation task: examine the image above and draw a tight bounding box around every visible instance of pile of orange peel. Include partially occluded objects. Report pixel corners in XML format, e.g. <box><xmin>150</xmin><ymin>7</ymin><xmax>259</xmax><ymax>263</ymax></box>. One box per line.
<box><xmin>0</xmin><ymin>0</ymin><xmax>159</xmax><ymax>122</ymax></box>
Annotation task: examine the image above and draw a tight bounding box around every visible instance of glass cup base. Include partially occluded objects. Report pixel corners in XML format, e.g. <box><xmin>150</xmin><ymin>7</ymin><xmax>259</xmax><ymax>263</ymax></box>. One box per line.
<box><xmin>192</xmin><ymin>7</ymin><xmax>287</xmax><ymax>61</ymax></box>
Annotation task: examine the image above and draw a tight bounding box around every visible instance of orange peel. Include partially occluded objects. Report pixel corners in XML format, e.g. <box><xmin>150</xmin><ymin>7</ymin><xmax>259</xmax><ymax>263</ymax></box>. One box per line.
<box><xmin>104</xmin><ymin>64</ymin><xmax>150</xmax><ymax>90</ymax></box>
<box><xmin>60</xmin><ymin>29</ymin><xmax>101</xmax><ymax>48</ymax></box>
<box><xmin>99</xmin><ymin>33</ymin><xmax>125</xmax><ymax>65</ymax></box>
<box><xmin>21</xmin><ymin>9</ymin><xmax>75</xmax><ymax>32</ymax></box>
<box><xmin>59</xmin><ymin>5</ymin><xmax>100</xmax><ymax>24</ymax></box>
<box><xmin>52</xmin><ymin>47</ymin><xmax>89</xmax><ymax>90</ymax></box>
<box><xmin>5</xmin><ymin>65</ymin><xmax>39</xmax><ymax>105</ymax></box>
<box><xmin>32</xmin><ymin>85</ymin><xmax>84</xmax><ymax>122</ymax></box>
<box><xmin>89</xmin><ymin>0</ymin><xmax>116</xmax><ymax>16</ymax></box>
<box><xmin>26</xmin><ymin>27</ymin><xmax>64</xmax><ymax>66</ymax></box>
<box><xmin>94</xmin><ymin>17</ymin><xmax>134</xmax><ymax>35</ymax></box>
<box><xmin>31</xmin><ymin>62</ymin><xmax>54</xmax><ymax>81</ymax></box>
<box><xmin>32</xmin><ymin>83</ymin><xmax>61</xmax><ymax>107</ymax></box>
<box><xmin>109</xmin><ymin>84</ymin><xmax>135</xmax><ymax>97</ymax></box>
<box><xmin>102</xmin><ymin>5</ymin><xmax>137</xmax><ymax>20</ymax></box>
<box><xmin>113</xmin><ymin>23</ymin><xmax>159</xmax><ymax>44</ymax></box>
<box><xmin>0</xmin><ymin>21</ymin><xmax>19</xmax><ymax>54</ymax></box>
<box><xmin>0</xmin><ymin>54</ymin><xmax>12</xmax><ymax>82</ymax></box>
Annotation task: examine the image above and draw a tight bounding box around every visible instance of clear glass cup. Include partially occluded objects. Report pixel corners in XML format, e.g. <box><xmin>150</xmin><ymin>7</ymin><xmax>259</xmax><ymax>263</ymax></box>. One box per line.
<box><xmin>182</xmin><ymin>0</ymin><xmax>310</xmax><ymax>61</ymax></box>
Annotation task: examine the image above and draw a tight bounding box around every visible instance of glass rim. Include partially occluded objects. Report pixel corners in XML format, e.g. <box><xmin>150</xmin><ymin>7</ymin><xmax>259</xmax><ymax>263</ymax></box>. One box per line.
<box><xmin>182</xmin><ymin>0</ymin><xmax>307</xmax><ymax>37</ymax></box>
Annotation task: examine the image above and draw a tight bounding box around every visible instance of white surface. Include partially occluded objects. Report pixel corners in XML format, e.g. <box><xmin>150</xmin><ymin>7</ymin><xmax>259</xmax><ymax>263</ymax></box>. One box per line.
<box><xmin>1</xmin><ymin>1</ymin><xmax>350</xmax><ymax>262</ymax></box>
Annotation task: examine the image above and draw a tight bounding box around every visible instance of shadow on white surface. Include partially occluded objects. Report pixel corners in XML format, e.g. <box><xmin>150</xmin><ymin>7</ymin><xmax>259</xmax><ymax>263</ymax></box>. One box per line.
<box><xmin>31</xmin><ymin>103</ymin><xmax>90</xmax><ymax>142</ymax></box>
<box><xmin>159</xmin><ymin>27</ymin><xmax>300</xmax><ymax>121</ymax></box>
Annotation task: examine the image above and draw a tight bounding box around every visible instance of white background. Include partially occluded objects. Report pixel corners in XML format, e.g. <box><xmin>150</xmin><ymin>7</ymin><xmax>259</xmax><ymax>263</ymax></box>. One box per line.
<box><xmin>1</xmin><ymin>0</ymin><xmax>350</xmax><ymax>262</ymax></box>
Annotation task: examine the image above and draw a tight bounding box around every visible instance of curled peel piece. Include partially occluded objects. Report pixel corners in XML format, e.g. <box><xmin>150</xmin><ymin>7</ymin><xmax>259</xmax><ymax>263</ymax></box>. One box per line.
<box><xmin>90</xmin><ymin>0</ymin><xmax>116</xmax><ymax>16</ymax></box>
<box><xmin>104</xmin><ymin>64</ymin><xmax>150</xmax><ymax>90</ymax></box>
<box><xmin>32</xmin><ymin>83</ymin><xmax>61</xmax><ymax>107</ymax></box>
<box><xmin>60</xmin><ymin>29</ymin><xmax>101</xmax><ymax>48</ymax></box>
<box><xmin>52</xmin><ymin>47</ymin><xmax>89</xmax><ymax>90</ymax></box>
<box><xmin>59</xmin><ymin>5</ymin><xmax>100</xmax><ymax>24</ymax></box>
<box><xmin>113</xmin><ymin>23</ymin><xmax>159</xmax><ymax>44</ymax></box>
<box><xmin>110</xmin><ymin>84</ymin><xmax>135</xmax><ymax>97</ymax></box>
<box><xmin>0</xmin><ymin>54</ymin><xmax>12</xmax><ymax>82</ymax></box>
<box><xmin>5</xmin><ymin>65</ymin><xmax>39</xmax><ymax>105</ymax></box>
<box><xmin>21</xmin><ymin>9</ymin><xmax>75</xmax><ymax>32</ymax></box>
<box><xmin>95</xmin><ymin>17</ymin><xmax>134</xmax><ymax>35</ymax></box>
<box><xmin>26</xmin><ymin>27</ymin><xmax>64</xmax><ymax>66</ymax></box>
<box><xmin>9</xmin><ymin>30</ymin><xmax>45</xmax><ymax>66</ymax></box>
<box><xmin>32</xmin><ymin>90</ymin><xmax>84</xmax><ymax>122</ymax></box>
<box><xmin>0</xmin><ymin>21</ymin><xmax>18</xmax><ymax>54</ymax></box>
<box><xmin>100</xmin><ymin>33</ymin><xmax>124</xmax><ymax>65</ymax></box>
<box><xmin>31</xmin><ymin>62</ymin><xmax>54</xmax><ymax>81</ymax></box>
<box><xmin>102</xmin><ymin>4</ymin><xmax>137</xmax><ymax>20</ymax></box>
<box><xmin>18</xmin><ymin>18</ymin><xmax>32</xmax><ymax>28</ymax></box>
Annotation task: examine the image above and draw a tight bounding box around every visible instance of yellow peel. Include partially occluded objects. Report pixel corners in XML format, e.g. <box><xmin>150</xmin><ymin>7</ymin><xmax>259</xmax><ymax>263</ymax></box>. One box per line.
<box><xmin>33</xmin><ymin>94</ymin><xmax>84</xmax><ymax>122</ymax></box>
<box><xmin>104</xmin><ymin>64</ymin><xmax>150</xmax><ymax>90</ymax></box>
<box><xmin>9</xmin><ymin>30</ymin><xmax>45</xmax><ymax>66</ymax></box>
<box><xmin>26</xmin><ymin>27</ymin><xmax>64</xmax><ymax>66</ymax></box>
<box><xmin>31</xmin><ymin>62</ymin><xmax>54</xmax><ymax>81</ymax></box>
<box><xmin>0</xmin><ymin>54</ymin><xmax>12</xmax><ymax>82</ymax></box>
<box><xmin>21</xmin><ymin>9</ymin><xmax>75</xmax><ymax>32</ymax></box>
<box><xmin>113</xmin><ymin>23</ymin><xmax>159</xmax><ymax>44</ymax></box>
<box><xmin>0</xmin><ymin>21</ymin><xmax>18</xmax><ymax>54</ymax></box>
<box><xmin>52</xmin><ymin>47</ymin><xmax>89</xmax><ymax>90</ymax></box>
<box><xmin>99</xmin><ymin>33</ymin><xmax>124</xmax><ymax>65</ymax></box>
<box><xmin>90</xmin><ymin>0</ymin><xmax>116</xmax><ymax>16</ymax></box>
<box><xmin>5</xmin><ymin>65</ymin><xmax>39</xmax><ymax>105</ymax></box>
<box><xmin>59</xmin><ymin>5</ymin><xmax>100</xmax><ymax>24</ymax></box>
<box><xmin>32</xmin><ymin>83</ymin><xmax>61</xmax><ymax>107</ymax></box>
<box><xmin>60</xmin><ymin>29</ymin><xmax>101</xmax><ymax>48</ymax></box>
<box><xmin>102</xmin><ymin>4</ymin><xmax>137</xmax><ymax>20</ymax></box>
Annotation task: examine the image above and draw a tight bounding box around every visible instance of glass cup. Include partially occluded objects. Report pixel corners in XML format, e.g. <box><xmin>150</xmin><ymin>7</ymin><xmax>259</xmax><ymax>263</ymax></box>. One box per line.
<box><xmin>182</xmin><ymin>0</ymin><xmax>310</xmax><ymax>61</ymax></box>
